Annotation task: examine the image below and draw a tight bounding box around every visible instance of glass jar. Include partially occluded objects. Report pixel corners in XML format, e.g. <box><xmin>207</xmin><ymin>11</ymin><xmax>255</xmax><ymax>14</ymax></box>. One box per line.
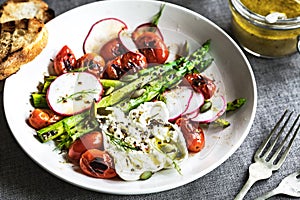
<box><xmin>229</xmin><ymin>0</ymin><xmax>300</xmax><ymax>58</ymax></box>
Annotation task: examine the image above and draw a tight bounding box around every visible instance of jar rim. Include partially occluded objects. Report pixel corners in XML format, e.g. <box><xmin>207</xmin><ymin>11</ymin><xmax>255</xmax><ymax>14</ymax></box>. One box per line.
<box><xmin>229</xmin><ymin>0</ymin><xmax>300</xmax><ymax>30</ymax></box>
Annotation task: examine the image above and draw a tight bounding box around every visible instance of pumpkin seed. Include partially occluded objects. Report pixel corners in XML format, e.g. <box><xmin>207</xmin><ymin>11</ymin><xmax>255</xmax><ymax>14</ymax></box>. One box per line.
<box><xmin>200</xmin><ymin>100</ymin><xmax>212</xmax><ymax>113</ymax></box>
<box><xmin>140</xmin><ymin>171</ymin><xmax>153</xmax><ymax>180</ymax></box>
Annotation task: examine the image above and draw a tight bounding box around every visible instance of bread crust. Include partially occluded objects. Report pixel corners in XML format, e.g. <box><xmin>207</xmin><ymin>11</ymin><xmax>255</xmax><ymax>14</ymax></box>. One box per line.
<box><xmin>0</xmin><ymin>0</ymin><xmax>54</xmax><ymax>23</ymax></box>
<box><xmin>0</xmin><ymin>18</ymin><xmax>48</xmax><ymax>80</ymax></box>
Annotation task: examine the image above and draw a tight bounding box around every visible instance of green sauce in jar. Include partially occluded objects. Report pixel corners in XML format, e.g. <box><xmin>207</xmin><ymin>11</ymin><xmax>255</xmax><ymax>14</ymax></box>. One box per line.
<box><xmin>229</xmin><ymin>0</ymin><xmax>300</xmax><ymax>58</ymax></box>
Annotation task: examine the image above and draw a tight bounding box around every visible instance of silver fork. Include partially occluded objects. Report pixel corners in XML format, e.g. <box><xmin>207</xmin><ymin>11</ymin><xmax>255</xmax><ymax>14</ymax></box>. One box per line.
<box><xmin>234</xmin><ymin>111</ymin><xmax>300</xmax><ymax>200</ymax></box>
<box><xmin>255</xmin><ymin>169</ymin><xmax>300</xmax><ymax>199</ymax></box>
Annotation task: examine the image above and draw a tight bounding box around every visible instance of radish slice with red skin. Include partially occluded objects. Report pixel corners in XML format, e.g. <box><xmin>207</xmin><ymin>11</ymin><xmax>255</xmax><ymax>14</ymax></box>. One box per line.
<box><xmin>163</xmin><ymin>86</ymin><xmax>193</xmax><ymax>121</ymax></box>
<box><xmin>47</xmin><ymin>72</ymin><xmax>103</xmax><ymax>116</ymax></box>
<box><xmin>83</xmin><ymin>18</ymin><xmax>127</xmax><ymax>54</ymax></box>
<box><xmin>118</xmin><ymin>29</ymin><xmax>139</xmax><ymax>53</ymax></box>
<box><xmin>192</xmin><ymin>95</ymin><xmax>227</xmax><ymax>123</ymax></box>
<box><xmin>119</xmin><ymin>24</ymin><xmax>167</xmax><ymax>59</ymax></box>
<box><xmin>183</xmin><ymin>109</ymin><xmax>199</xmax><ymax>119</ymax></box>
<box><xmin>182</xmin><ymin>91</ymin><xmax>204</xmax><ymax>115</ymax></box>
<box><xmin>132</xmin><ymin>22</ymin><xmax>164</xmax><ymax>41</ymax></box>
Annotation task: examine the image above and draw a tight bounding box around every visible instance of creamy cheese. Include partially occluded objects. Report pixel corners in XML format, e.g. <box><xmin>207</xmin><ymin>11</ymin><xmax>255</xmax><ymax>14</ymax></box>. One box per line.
<box><xmin>97</xmin><ymin>101</ymin><xmax>188</xmax><ymax>181</ymax></box>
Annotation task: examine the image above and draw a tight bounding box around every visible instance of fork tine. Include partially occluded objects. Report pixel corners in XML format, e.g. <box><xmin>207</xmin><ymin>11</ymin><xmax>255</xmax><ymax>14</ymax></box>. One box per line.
<box><xmin>272</xmin><ymin>114</ymin><xmax>300</xmax><ymax>169</ymax></box>
<box><xmin>270</xmin><ymin>114</ymin><xmax>300</xmax><ymax>162</ymax></box>
<box><xmin>261</xmin><ymin>111</ymin><xmax>293</xmax><ymax>160</ymax></box>
<box><xmin>254</xmin><ymin>110</ymin><xmax>289</xmax><ymax>159</ymax></box>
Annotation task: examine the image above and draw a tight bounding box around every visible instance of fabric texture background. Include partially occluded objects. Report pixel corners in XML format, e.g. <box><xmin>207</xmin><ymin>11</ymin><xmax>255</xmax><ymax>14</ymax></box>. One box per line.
<box><xmin>0</xmin><ymin>0</ymin><xmax>299</xmax><ymax>199</ymax></box>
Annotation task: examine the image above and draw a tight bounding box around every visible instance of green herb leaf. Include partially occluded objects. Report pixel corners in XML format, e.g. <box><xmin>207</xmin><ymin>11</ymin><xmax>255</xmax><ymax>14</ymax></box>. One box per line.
<box><xmin>106</xmin><ymin>133</ymin><xmax>139</xmax><ymax>151</ymax></box>
<box><xmin>152</xmin><ymin>4</ymin><xmax>166</xmax><ymax>25</ymax></box>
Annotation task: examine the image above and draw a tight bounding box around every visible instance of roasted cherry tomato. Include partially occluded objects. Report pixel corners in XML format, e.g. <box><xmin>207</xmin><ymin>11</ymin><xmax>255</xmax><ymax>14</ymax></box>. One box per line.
<box><xmin>105</xmin><ymin>51</ymin><xmax>147</xmax><ymax>79</ymax></box>
<box><xmin>99</xmin><ymin>38</ymin><xmax>127</xmax><ymax>61</ymax></box>
<box><xmin>53</xmin><ymin>45</ymin><xmax>77</xmax><ymax>75</ymax></box>
<box><xmin>68</xmin><ymin>131</ymin><xmax>104</xmax><ymax>161</ymax></box>
<box><xmin>80</xmin><ymin>149</ymin><xmax>117</xmax><ymax>179</ymax></box>
<box><xmin>185</xmin><ymin>73</ymin><xmax>216</xmax><ymax>99</ymax></box>
<box><xmin>135</xmin><ymin>32</ymin><xmax>169</xmax><ymax>64</ymax></box>
<box><xmin>76</xmin><ymin>53</ymin><xmax>106</xmax><ymax>78</ymax></box>
<box><xmin>131</xmin><ymin>23</ymin><xmax>162</xmax><ymax>41</ymax></box>
<box><xmin>28</xmin><ymin>108</ymin><xmax>63</xmax><ymax>130</ymax></box>
<box><xmin>175</xmin><ymin>118</ymin><xmax>205</xmax><ymax>153</ymax></box>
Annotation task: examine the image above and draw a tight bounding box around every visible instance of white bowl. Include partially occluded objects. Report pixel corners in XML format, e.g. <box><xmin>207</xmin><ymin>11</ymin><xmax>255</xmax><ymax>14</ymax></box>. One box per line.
<box><xmin>3</xmin><ymin>0</ymin><xmax>257</xmax><ymax>194</ymax></box>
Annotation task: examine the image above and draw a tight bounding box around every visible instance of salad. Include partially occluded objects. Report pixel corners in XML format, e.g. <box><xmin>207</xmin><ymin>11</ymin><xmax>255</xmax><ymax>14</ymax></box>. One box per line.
<box><xmin>27</xmin><ymin>5</ymin><xmax>245</xmax><ymax>181</ymax></box>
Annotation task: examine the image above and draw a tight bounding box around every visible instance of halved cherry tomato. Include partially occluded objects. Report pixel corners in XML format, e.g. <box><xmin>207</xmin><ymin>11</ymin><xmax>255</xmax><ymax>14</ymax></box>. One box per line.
<box><xmin>53</xmin><ymin>45</ymin><xmax>77</xmax><ymax>75</ymax></box>
<box><xmin>175</xmin><ymin>118</ymin><xmax>205</xmax><ymax>153</ymax></box>
<box><xmin>184</xmin><ymin>73</ymin><xmax>216</xmax><ymax>99</ymax></box>
<box><xmin>76</xmin><ymin>53</ymin><xmax>106</xmax><ymax>78</ymax></box>
<box><xmin>99</xmin><ymin>38</ymin><xmax>127</xmax><ymax>61</ymax></box>
<box><xmin>68</xmin><ymin>131</ymin><xmax>104</xmax><ymax>161</ymax></box>
<box><xmin>135</xmin><ymin>32</ymin><xmax>169</xmax><ymax>64</ymax></box>
<box><xmin>105</xmin><ymin>51</ymin><xmax>147</xmax><ymax>79</ymax></box>
<box><xmin>28</xmin><ymin>108</ymin><xmax>63</xmax><ymax>130</ymax></box>
<box><xmin>80</xmin><ymin>149</ymin><xmax>117</xmax><ymax>179</ymax></box>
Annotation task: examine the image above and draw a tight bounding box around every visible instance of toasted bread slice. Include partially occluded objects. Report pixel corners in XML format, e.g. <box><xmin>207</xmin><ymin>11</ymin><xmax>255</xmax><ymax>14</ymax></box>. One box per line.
<box><xmin>0</xmin><ymin>18</ymin><xmax>48</xmax><ymax>80</ymax></box>
<box><xmin>0</xmin><ymin>0</ymin><xmax>54</xmax><ymax>23</ymax></box>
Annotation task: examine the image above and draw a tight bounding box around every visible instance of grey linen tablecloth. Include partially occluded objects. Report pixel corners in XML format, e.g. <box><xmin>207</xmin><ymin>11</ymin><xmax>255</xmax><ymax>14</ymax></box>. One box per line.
<box><xmin>0</xmin><ymin>0</ymin><xmax>299</xmax><ymax>199</ymax></box>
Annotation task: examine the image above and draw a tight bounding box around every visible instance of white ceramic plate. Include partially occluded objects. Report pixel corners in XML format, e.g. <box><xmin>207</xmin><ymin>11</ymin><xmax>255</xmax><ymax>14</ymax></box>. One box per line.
<box><xmin>3</xmin><ymin>0</ymin><xmax>257</xmax><ymax>195</ymax></box>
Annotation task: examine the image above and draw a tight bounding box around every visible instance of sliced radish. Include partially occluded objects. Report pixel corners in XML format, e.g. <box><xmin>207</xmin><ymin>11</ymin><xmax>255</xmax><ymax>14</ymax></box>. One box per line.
<box><xmin>83</xmin><ymin>18</ymin><xmax>127</xmax><ymax>54</ymax></box>
<box><xmin>132</xmin><ymin>22</ymin><xmax>164</xmax><ymax>41</ymax></box>
<box><xmin>182</xmin><ymin>91</ymin><xmax>204</xmax><ymax>115</ymax></box>
<box><xmin>192</xmin><ymin>95</ymin><xmax>226</xmax><ymax>123</ymax></box>
<box><xmin>183</xmin><ymin>109</ymin><xmax>199</xmax><ymax>119</ymax></box>
<box><xmin>47</xmin><ymin>72</ymin><xmax>103</xmax><ymax>116</ymax></box>
<box><xmin>163</xmin><ymin>86</ymin><xmax>193</xmax><ymax>121</ymax></box>
<box><xmin>118</xmin><ymin>29</ymin><xmax>138</xmax><ymax>53</ymax></box>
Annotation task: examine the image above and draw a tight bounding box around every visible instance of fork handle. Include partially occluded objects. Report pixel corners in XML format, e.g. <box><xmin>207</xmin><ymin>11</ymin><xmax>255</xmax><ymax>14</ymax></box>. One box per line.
<box><xmin>235</xmin><ymin>162</ymin><xmax>273</xmax><ymax>200</ymax></box>
<box><xmin>234</xmin><ymin>176</ymin><xmax>258</xmax><ymax>200</ymax></box>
